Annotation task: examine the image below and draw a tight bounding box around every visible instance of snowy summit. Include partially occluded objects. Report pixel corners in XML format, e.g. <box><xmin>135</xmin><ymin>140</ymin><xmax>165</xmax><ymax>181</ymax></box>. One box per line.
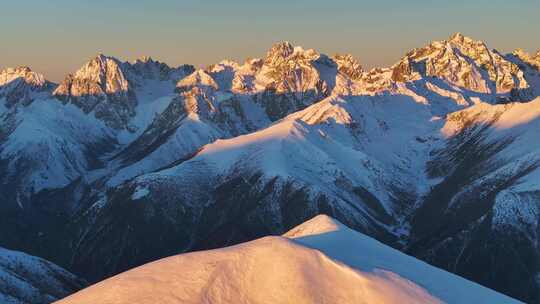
<box><xmin>56</xmin><ymin>215</ymin><xmax>520</xmax><ymax>304</ymax></box>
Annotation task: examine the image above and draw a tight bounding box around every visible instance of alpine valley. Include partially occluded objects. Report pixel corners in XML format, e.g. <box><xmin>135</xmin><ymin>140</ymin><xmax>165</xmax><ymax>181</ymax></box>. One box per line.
<box><xmin>1</xmin><ymin>33</ymin><xmax>540</xmax><ymax>303</ymax></box>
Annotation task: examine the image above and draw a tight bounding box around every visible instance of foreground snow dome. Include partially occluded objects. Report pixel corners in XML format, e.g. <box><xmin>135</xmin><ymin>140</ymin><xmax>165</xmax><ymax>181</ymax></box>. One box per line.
<box><xmin>56</xmin><ymin>215</ymin><xmax>520</xmax><ymax>304</ymax></box>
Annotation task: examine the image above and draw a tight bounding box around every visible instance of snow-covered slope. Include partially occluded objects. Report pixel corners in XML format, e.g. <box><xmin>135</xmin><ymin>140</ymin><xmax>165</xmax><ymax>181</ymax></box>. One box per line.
<box><xmin>0</xmin><ymin>246</ymin><xmax>85</xmax><ymax>304</ymax></box>
<box><xmin>2</xmin><ymin>33</ymin><xmax>540</xmax><ymax>303</ymax></box>
<box><xmin>105</xmin><ymin>34</ymin><xmax>540</xmax><ymax>186</ymax></box>
<box><xmin>71</xmin><ymin>95</ymin><xmax>540</xmax><ymax>302</ymax></box>
<box><xmin>68</xmin><ymin>91</ymin><xmax>444</xmax><ymax>280</ymax></box>
<box><xmin>0</xmin><ymin>99</ymin><xmax>114</xmax><ymax>195</ymax></box>
<box><xmin>0</xmin><ymin>54</ymin><xmax>194</xmax><ymax>198</ymax></box>
<box><xmin>0</xmin><ymin>55</ymin><xmax>194</xmax><ymax>266</ymax></box>
<box><xmin>409</xmin><ymin>97</ymin><xmax>540</xmax><ymax>302</ymax></box>
<box><xmin>106</xmin><ymin>41</ymin><xmax>346</xmax><ymax>185</ymax></box>
<box><xmin>53</xmin><ymin>54</ymin><xmax>195</xmax><ymax>131</ymax></box>
<box><xmin>57</xmin><ymin>215</ymin><xmax>520</xmax><ymax>304</ymax></box>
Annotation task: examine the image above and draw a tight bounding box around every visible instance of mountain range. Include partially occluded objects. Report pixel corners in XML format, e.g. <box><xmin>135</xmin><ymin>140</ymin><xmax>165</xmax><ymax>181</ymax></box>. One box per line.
<box><xmin>1</xmin><ymin>33</ymin><xmax>540</xmax><ymax>303</ymax></box>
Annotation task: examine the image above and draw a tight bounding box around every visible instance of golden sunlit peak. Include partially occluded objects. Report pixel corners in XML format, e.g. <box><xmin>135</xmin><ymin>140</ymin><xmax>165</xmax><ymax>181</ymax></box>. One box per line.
<box><xmin>449</xmin><ymin>32</ymin><xmax>485</xmax><ymax>45</ymax></box>
<box><xmin>94</xmin><ymin>52</ymin><xmax>107</xmax><ymax>59</ymax></box>
<box><xmin>450</xmin><ymin>32</ymin><xmax>465</xmax><ymax>41</ymax></box>
<box><xmin>87</xmin><ymin>53</ymin><xmax>117</xmax><ymax>65</ymax></box>
<box><xmin>266</xmin><ymin>41</ymin><xmax>295</xmax><ymax>60</ymax></box>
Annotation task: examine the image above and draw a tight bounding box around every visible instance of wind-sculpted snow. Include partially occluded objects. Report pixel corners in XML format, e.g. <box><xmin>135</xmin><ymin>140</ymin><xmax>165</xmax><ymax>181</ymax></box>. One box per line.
<box><xmin>58</xmin><ymin>216</ymin><xmax>520</xmax><ymax>304</ymax></box>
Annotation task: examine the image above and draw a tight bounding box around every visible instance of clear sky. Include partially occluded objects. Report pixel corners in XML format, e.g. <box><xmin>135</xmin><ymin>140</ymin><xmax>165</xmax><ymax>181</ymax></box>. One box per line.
<box><xmin>1</xmin><ymin>0</ymin><xmax>539</xmax><ymax>82</ymax></box>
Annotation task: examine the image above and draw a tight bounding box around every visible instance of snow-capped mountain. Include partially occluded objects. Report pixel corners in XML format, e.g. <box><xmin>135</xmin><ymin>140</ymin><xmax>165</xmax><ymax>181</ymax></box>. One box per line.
<box><xmin>391</xmin><ymin>33</ymin><xmax>527</xmax><ymax>94</ymax></box>
<box><xmin>69</xmin><ymin>90</ymin><xmax>440</xmax><ymax>278</ymax></box>
<box><xmin>53</xmin><ymin>54</ymin><xmax>136</xmax><ymax>130</ymax></box>
<box><xmin>514</xmin><ymin>49</ymin><xmax>540</xmax><ymax>70</ymax></box>
<box><xmin>0</xmin><ymin>246</ymin><xmax>85</xmax><ymax>304</ymax></box>
<box><xmin>106</xmin><ymin>41</ymin><xmax>345</xmax><ymax>185</ymax></box>
<box><xmin>53</xmin><ymin>54</ymin><xmax>195</xmax><ymax>130</ymax></box>
<box><xmin>57</xmin><ymin>216</ymin><xmax>520</xmax><ymax>304</ymax></box>
<box><xmin>0</xmin><ymin>67</ymin><xmax>54</xmax><ymax>107</ymax></box>
<box><xmin>356</xmin><ymin>33</ymin><xmax>536</xmax><ymax>106</ymax></box>
<box><xmin>508</xmin><ymin>49</ymin><xmax>540</xmax><ymax>99</ymax></box>
<box><xmin>1</xmin><ymin>33</ymin><xmax>540</xmax><ymax>303</ymax></box>
<box><xmin>0</xmin><ymin>54</ymin><xmax>194</xmax><ymax>272</ymax></box>
<box><xmin>408</xmin><ymin>98</ymin><xmax>540</xmax><ymax>302</ymax></box>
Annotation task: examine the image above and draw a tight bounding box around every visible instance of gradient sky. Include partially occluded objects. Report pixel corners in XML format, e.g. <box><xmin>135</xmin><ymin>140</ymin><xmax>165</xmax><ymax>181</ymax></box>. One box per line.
<box><xmin>1</xmin><ymin>0</ymin><xmax>539</xmax><ymax>82</ymax></box>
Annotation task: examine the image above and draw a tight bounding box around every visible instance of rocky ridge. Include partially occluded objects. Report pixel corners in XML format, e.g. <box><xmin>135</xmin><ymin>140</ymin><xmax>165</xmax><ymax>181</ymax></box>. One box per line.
<box><xmin>1</xmin><ymin>33</ymin><xmax>540</xmax><ymax>303</ymax></box>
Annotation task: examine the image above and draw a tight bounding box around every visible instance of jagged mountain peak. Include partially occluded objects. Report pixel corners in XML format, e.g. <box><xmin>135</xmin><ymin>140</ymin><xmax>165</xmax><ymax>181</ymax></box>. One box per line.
<box><xmin>53</xmin><ymin>54</ymin><xmax>135</xmax><ymax>129</ymax></box>
<box><xmin>70</xmin><ymin>54</ymin><xmax>128</xmax><ymax>88</ymax></box>
<box><xmin>131</xmin><ymin>55</ymin><xmax>171</xmax><ymax>71</ymax></box>
<box><xmin>50</xmin><ymin>53</ymin><xmax>194</xmax><ymax>129</ymax></box>
<box><xmin>333</xmin><ymin>53</ymin><xmax>364</xmax><ymax>80</ymax></box>
<box><xmin>513</xmin><ymin>48</ymin><xmax>540</xmax><ymax>70</ymax></box>
<box><xmin>176</xmin><ymin>69</ymin><xmax>219</xmax><ymax>93</ymax></box>
<box><xmin>388</xmin><ymin>33</ymin><xmax>527</xmax><ymax>94</ymax></box>
<box><xmin>447</xmin><ymin>32</ymin><xmax>481</xmax><ymax>45</ymax></box>
<box><xmin>512</xmin><ymin>48</ymin><xmax>533</xmax><ymax>61</ymax></box>
<box><xmin>265</xmin><ymin>41</ymin><xmax>295</xmax><ymax>64</ymax></box>
<box><xmin>0</xmin><ymin>66</ymin><xmax>53</xmax><ymax>106</ymax></box>
<box><xmin>86</xmin><ymin>52</ymin><xmax>119</xmax><ymax>66</ymax></box>
<box><xmin>403</xmin><ymin>33</ymin><xmax>489</xmax><ymax>65</ymax></box>
<box><xmin>513</xmin><ymin>48</ymin><xmax>529</xmax><ymax>57</ymax></box>
<box><xmin>53</xmin><ymin>53</ymin><xmax>131</xmax><ymax>103</ymax></box>
<box><xmin>262</xmin><ymin>41</ymin><xmax>328</xmax><ymax>82</ymax></box>
<box><xmin>446</xmin><ymin>33</ymin><xmax>493</xmax><ymax>57</ymax></box>
<box><xmin>449</xmin><ymin>32</ymin><xmax>466</xmax><ymax>41</ymax></box>
<box><xmin>130</xmin><ymin>55</ymin><xmax>194</xmax><ymax>82</ymax></box>
<box><xmin>0</xmin><ymin>66</ymin><xmax>47</xmax><ymax>87</ymax></box>
<box><xmin>264</xmin><ymin>41</ymin><xmax>321</xmax><ymax>66</ymax></box>
<box><xmin>2</xmin><ymin>37</ymin><xmax>540</xmax><ymax>304</ymax></box>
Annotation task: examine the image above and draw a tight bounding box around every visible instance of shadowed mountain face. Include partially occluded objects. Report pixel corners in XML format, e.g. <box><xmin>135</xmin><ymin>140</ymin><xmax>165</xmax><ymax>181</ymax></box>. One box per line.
<box><xmin>408</xmin><ymin>111</ymin><xmax>540</xmax><ymax>302</ymax></box>
<box><xmin>0</xmin><ymin>246</ymin><xmax>86</xmax><ymax>304</ymax></box>
<box><xmin>1</xmin><ymin>34</ymin><xmax>540</xmax><ymax>302</ymax></box>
